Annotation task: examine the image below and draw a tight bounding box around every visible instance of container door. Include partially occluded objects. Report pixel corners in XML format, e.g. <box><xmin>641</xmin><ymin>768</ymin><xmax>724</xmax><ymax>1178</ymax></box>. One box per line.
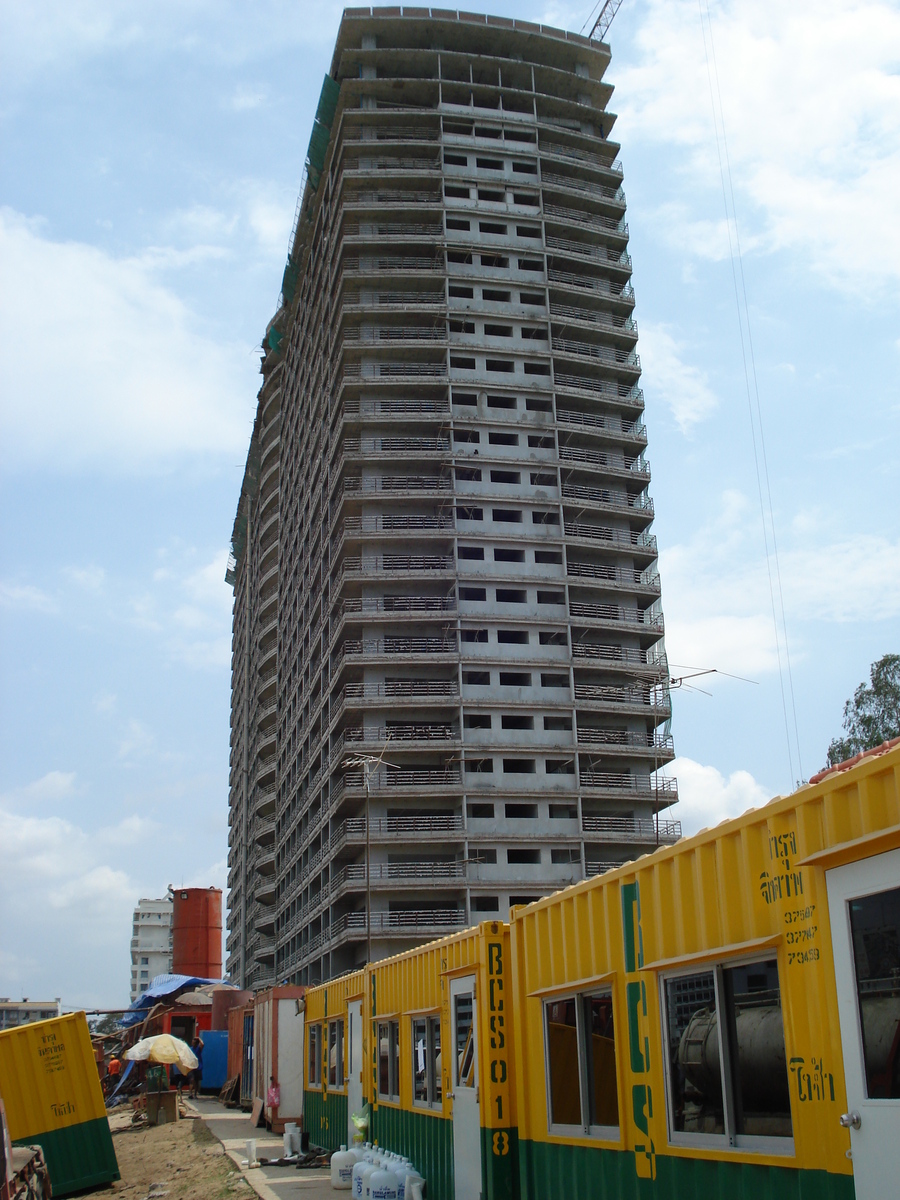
<box><xmin>450</xmin><ymin>975</ymin><xmax>482</xmax><ymax>1200</ymax></box>
<box><xmin>347</xmin><ymin>1000</ymin><xmax>363</xmax><ymax>1146</ymax></box>
<box><xmin>826</xmin><ymin>848</ymin><xmax>900</xmax><ymax>1200</ymax></box>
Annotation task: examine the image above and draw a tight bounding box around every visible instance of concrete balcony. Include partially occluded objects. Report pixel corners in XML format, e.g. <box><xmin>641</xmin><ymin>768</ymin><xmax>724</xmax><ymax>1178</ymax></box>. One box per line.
<box><xmin>538</xmin><ymin>143</ymin><xmax>623</xmax><ymax>181</ymax></box>
<box><xmin>571</xmin><ymin>600</ymin><xmax>662</xmax><ymax>638</ymax></box>
<box><xmin>547</xmin><ymin>239</ymin><xmax>633</xmax><ymax>278</ymax></box>
<box><xmin>336</xmin><ymin>436</ymin><xmax>451</xmax><ymax>463</ymax></box>
<box><xmin>552</xmin><ymin>335</ymin><xmax>640</xmax><ymax>373</ymax></box>
<box><xmin>556</xmin><ymin>407</ymin><xmax>647</xmax><ymax>445</ymax></box>
<box><xmin>582</xmin><ymin>814</ymin><xmax>681</xmax><ymax>844</ymax></box>
<box><xmin>339</xmin><ymin>291</ymin><xmax>446</xmax><ymax>314</ymax></box>
<box><xmin>336</xmin><ymin>861</ymin><xmax>467</xmax><ymax>887</ymax></box>
<box><xmin>574</xmin><ymin>683</ymin><xmax>672</xmax><ymax>720</ymax></box>
<box><xmin>558</xmin><ymin>446</ymin><xmax>650</xmax><ymax>483</ymax></box>
<box><xmin>564</xmin><ymin>521</ymin><xmax>656</xmax><ymax>556</ymax></box>
<box><xmin>338</xmin><ymin>475</ymin><xmax>453</xmax><ymax>498</ymax></box>
<box><xmin>566</xmin><ymin>561</ymin><xmax>662</xmax><ymax>597</ymax></box>
<box><xmin>335</xmin><ymin>723</ymin><xmax>459</xmax><ymax>756</ymax></box>
<box><xmin>541</xmin><ymin>170</ymin><xmax>627</xmax><ymax>207</ymax></box>
<box><xmin>554</xmin><ymin>373</ymin><xmax>643</xmax><ymax>409</ymax></box>
<box><xmin>548</xmin><ymin>270</ymin><xmax>634</xmax><ymax>305</ymax></box>
<box><xmin>338</xmin><ymin>554</ymin><xmax>455</xmax><ymax>580</ymax></box>
<box><xmin>571</xmin><ymin>644</ymin><xmax>666</xmax><ymax>674</ymax></box>
<box><xmin>579</xmin><ymin>773</ymin><xmax>678</xmax><ymax>803</ymax></box>
<box><xmin>576</xmin><ymin>729</ymin><xmax>674</xmax><ymax>756</ymax></box>
<box><xmin>561</xmin><ymin>483</ymin><xmax>654</xmax><ymax>522</ymax></box>
<box><xmin>336</xmin><ymin>595</ymin><xmax>457</xmax><ymax>622</ymax></box>
<box><xmin>341</xmin><ymin>815</ymin><xmax>465</xmax><ymax>842</ymax></box>
<box><xmin>335</xmin><ymin>636</ymin><xmax>458</xmax><ymax>666</ymax></box>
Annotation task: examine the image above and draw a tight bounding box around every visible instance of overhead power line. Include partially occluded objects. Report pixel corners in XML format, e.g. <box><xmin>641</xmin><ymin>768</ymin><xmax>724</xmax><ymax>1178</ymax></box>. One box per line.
<box><xmin>697</xmin><ymin>0</ymin><xmax>804</xmax><ymax>789</ymax></box>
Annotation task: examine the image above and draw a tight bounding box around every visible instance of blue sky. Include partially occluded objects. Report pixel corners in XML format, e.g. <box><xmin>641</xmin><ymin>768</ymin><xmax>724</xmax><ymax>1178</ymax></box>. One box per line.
<box><xmin>1</xmin><ymin>0</ymin><xmax>898</xmax><ymax>1007</ymax></box>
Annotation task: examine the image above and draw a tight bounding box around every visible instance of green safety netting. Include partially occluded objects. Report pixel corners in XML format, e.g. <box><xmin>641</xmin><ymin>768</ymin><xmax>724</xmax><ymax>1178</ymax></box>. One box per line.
<box><xmin>315</xmin><ymin>74</ymin><xmax>340</xmax><ymax>128</ymax></box>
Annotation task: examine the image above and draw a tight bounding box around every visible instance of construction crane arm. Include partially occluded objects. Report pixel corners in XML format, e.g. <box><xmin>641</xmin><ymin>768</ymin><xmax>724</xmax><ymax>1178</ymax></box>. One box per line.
<box><xmin>587</xmin><ymin>0</ymin><xmax>626</xmax><ymax>42</ymax></box>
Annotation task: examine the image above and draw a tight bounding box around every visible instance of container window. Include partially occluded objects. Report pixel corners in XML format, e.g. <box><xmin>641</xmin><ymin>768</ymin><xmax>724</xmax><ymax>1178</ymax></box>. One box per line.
<box><xmin>663</xmin><ymin>959</ymin><xmax>793</xmax><ymax>1150</ymax></box>
<box><xmin>413</xmin><ymin>1015</ymin><xmax>443</xmax><ymax>1109</ymax></box>
<box><xmin>545</xmin><ymin>998</ymin><xmax>581</xmax><ymax>1126</ymax></box>
<box><xmin>544</xmin><ymin>989</ymin><xmax>620</xmax><ymax>1138</ymax></box>
<box><xmin>455</xmin><ymin>994</ymin><xmax>476</xmax><ymax>1088</ymax></box>
<box><xmin>583</xmin><ymin>994</ymin><xmax>619</xmax><ymax>1130</ymax></box>
<box><xmin>308</xmin><ymin>1023</ymin><xmax>322</xmax><ymax>1087</ymax></box>
<box><xmin>328</xmin><ymin>1018</ymin><xmax>344</xmax><ymax>1088</ymax></box>
<box><xmin>377</xmin><ymin>1019</ymin><xmax>400</xmax><ymax>1101</ymax></box>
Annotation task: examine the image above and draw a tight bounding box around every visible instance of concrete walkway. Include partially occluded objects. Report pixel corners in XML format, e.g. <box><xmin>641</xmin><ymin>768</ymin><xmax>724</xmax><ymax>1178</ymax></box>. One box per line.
<box><xmin>192</xmin><ymin>1097</ymin><xmax>335</xmax><ymax>1200</ymax></box>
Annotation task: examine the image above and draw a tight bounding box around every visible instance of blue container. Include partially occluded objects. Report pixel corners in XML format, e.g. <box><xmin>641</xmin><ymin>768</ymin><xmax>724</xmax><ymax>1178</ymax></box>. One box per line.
<box><xmin>200</xmin><ymin>1030</ymin><xmax>228</xmax><ymax>1092</ymax></box>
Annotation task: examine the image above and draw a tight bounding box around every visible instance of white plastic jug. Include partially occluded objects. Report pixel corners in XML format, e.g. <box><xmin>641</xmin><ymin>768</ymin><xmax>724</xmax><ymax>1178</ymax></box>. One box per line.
<box><xmin>369</xmin><ymin>1164</ymin><xmax>399</xmax><ymax>1200</ymax></box>
<box><xmin>351</xmin><ymin>1157</ymin><xmax>369</xmax><ymax>1199</ymax></box>
<box><xmin>392</xmin><ymin>1159</ymin><xmax>413</xmax><ymax>1200</ymax></box>
<box><xmin>400</xmin><ymin>1165</ymin><xmax>424</xmax><ymax>1200</ymax></box>
<box><xmin>360</xmin><ymin>1157</ymin><xmax>380</xmax><ymax>1200</ymax></box>
<box><xmin>332</xmin><ymin>1144</ymin><xmax>356</xmax><ymax>1190</ymax></box>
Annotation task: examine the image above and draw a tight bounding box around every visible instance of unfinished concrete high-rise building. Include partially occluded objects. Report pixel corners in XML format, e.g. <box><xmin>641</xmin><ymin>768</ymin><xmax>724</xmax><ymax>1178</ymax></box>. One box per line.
<box><xmin>226</xmin><ymin>7</ymin><xmax>678</xmax><ymax>989</ymax></box>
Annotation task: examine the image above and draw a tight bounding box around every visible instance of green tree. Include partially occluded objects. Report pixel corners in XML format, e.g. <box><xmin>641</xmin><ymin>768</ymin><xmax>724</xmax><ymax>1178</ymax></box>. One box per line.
<box><xmin>826</xmin><ymin>653</ymin><xmax>900</xmax><ymax>767</ymax></box>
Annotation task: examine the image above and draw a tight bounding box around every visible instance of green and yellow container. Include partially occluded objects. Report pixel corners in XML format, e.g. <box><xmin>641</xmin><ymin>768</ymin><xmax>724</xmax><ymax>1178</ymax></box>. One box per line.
<box><xmin>0</xmin><ymin>1011</ymin><xmax>120</xmax><ymax>1195</ymax></box>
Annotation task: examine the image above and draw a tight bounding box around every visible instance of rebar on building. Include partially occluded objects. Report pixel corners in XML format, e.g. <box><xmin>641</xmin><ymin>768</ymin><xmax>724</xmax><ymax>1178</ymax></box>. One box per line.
<box><xmin>226</xmin><ymin>8</ymin><xmax>678</xmax><ymax>989</ymax></box>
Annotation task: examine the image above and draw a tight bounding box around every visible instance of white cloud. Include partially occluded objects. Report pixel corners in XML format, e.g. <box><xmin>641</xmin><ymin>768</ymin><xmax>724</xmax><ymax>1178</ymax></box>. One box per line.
<box><xmin>118</xmin><ymin>718</ymin><xmax>155</xmax><ymax>760</ymax></box>
<box><xmin>1</xmin><ymin>771</ymin><xmax>78</xmax><ymax>806</ymax></box>
<box><xmin>63</xmin><ymin>565</ymin><xmax>106</xmax><ymax>592</ymax></box>
<box><xmin>0</xmin><ymin>208</ymin><xmax>255</xmax><ymax>472</ymax></box>
<box><xmin>617</xmin><ymin>0</ymin><xmax>900</xmax><ymax>292</ymax></box>
<box><xmin>661</xmin><ymin>494</ymin><xmax>900</xmax><ymax>678</ymax></box>
<box><xmin>640</xmin><ymin>322</ymin><xmax>719</xmax><ymax>431</ymax></box>
<box><xmin>228</xmin><ymin>84</ymin><xmax>267</xmax><ymax>112</ymax></box>
<box><xmin>672</xmin><ymin>755</ymin><xmax>774</xmax><ymax>837</ymax></box>
<box><xmin>0</xmin><ymin>581</ymin><xmax>58</xmax><ymax>614</ymax></box>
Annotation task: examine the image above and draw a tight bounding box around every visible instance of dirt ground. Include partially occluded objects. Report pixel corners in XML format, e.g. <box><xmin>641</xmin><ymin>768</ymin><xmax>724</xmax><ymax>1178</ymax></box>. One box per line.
<box><xmin>82</xmin><ymin>1112</ymin><xmax>253</xmax><ymax>1200</ymax></box>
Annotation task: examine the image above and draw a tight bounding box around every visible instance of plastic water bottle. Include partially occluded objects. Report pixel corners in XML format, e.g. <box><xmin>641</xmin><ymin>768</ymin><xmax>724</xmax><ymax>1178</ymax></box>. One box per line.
<box><xmin>332</xmin><ymin>1144</ymin><xmax>356</xmax><ymax>1190</ymax></box>
<box><xmin>369</xmin><ymin>1162</ymin><xmax>398</xmax><ymax>1200</ymax></box>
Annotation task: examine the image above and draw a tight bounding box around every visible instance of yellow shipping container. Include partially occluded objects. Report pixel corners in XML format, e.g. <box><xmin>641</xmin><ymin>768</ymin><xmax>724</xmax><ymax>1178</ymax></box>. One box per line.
<box><xmin>303</xmin><ymin>968</ymin><xmax>365</xmax><ymax>1149</ymax></box>
<box><xmin>0</xmin><ymin>1011</ymin><xmax>119</xmax><ymax>1195</ymax></box>
<box><xmin>509</xmin><ymin>741</ymin><xmax>900</xmax><ymax>1200</ymax></box>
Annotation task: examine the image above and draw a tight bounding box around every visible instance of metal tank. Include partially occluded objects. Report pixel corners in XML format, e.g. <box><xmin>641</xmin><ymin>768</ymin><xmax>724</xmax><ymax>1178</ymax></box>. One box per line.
<box><xmin>172</xmin><ymin>886</ymin><xmax>223</xmax><ymax>978</ymax></box>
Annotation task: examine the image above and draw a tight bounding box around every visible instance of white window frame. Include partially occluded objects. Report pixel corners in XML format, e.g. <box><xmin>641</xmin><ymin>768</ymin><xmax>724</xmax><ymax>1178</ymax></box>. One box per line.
<box><xmin>328</xmin><ymin>1018</ymin><xmax>344</xmax><ymax>1089</ymax></box>
<box><xmin>543</xmin><ymin>987</ymin><xmax>620</xmax><ymax>1143</ymax></box>
<box><xmin>308</xmin><ymin>1022</ymin><xmax>322</xmax><ymax>1088</ymax></box>
<box><xmin>377</xmin><ymin>1019</ymin><xmax>400</xmax><ymax>1102</ymax></box>
<box><xmin>659</xmin><ymin>955</ymin><xmax>795</xmax><ymax>1157</ymax></box>
<box><xmin>411</xmin><ymin>1013</ymin><xmax>442</xmax><ymax>1110</ymax></box>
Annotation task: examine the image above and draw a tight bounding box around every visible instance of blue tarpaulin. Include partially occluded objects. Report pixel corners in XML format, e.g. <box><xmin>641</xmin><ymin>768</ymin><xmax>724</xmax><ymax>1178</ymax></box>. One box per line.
<box><xmin>119</xmin><ymin>974</ymin><xmax>227</xmax><ymax>1027</ymax></box>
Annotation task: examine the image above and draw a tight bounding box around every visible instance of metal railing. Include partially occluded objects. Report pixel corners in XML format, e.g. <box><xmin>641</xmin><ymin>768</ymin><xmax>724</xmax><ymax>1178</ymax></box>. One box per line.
<box><xmin>555</xmin><ymin>374</ymin><xmax>643</xmax><ymax>406</ymax></box>
<box><xmin>342</xmin><ymin>814</ymin><xmax>465</xmax><ymax>838</ymax></box>
<box><xmin>577</xmin><ymin>729</ymin><xmax>674</xmax><ymax>752</ymax></box>
<box><xmin>542</xmin><ymin>170</ymin><xmax>626</xmax><ymax>203</ymax></box>
<box><xmin>562</xmin><ymin>483</ymin><xmax>654</xmax><ymax>515</ymax></box>
<box><xmin>580</xmin><ymin>772</ymin><xmax>679</xmax><ymax>797</ymax></box>
<box><xmin>342</xmin><ymin>767</ymin><xmax>462</xmax><ymax>790</ymax></box>
<box><xmin>567</xmin><ymin>562</ymin><xmax>661</xmax><ymax>590</ymax></box>
<box><xmin>557</xmin><ymin>408</ymin><xmax>645</xmax><ymax>438</ymax></box>
<box><xmin>551</xmin><ymin>304</ymin><xmax>637</xmax><ymax>336</ymax></box>
<box><xmin>342</xmin><ymin>327</ymin><xmax>447</xmax><ymax>344</ymax></box>
<box><xmin>340</xmin><ymin>476</ymin><xmax>453</xmax><ymax>495</ymax></box>
<box><xmin>336</xmin><ymin>636</ymin><xmax>458</xmax><ymax>659</ymax></box>
<box><xmin>543</xmin><ymin>202</ymin><xmax>628</xmax><ymax>238</ymax></box>
<box><xmin>339</xmin><ymin>436</ymin><xmax>450</xmax><ymax>454</ymax></box>
<box><xmin>339</xmin><ymin>680</ymin><xmax>460</xmax><ymax>701</ymax></box>
<box><xmin>552</xmin><ymin>336</ymin><xmax>640</xmax><ymax>369</ymax></box>
<box><xmin>339</xmin><ymin>595</ymin><xmax>457</xmax><ymax>617</ymax></box>
<box><xmin>343</xmin><ymin>397</ymin><xmax>451</xmax><ymax>418</ymax></box>
<box><xmin>548</xmin><ymin>270</ymin><xmax>635</xmax><ymax>302</ymax></box>
<box><xmin>547</xmin><ymin>238</ymin><xmax>633</xmax><ymax>274</ymax></box>
<box><xmin>538</xmin><ymin>142</ymin><xmax>624</xmax><ymax>178</ymax></box>
<box><xmin>582</xmin><ymin>814</ymin><xmax>681</xmax><ymax>843</ymax></box>
<box><xmin>564</xmin><ymin>522</ymin><xmax>657</xmax><ymax>553</ymax></box>
<box><xmin>571</xmin><ymin>644</ymin><xmax>662</xmax><ymax>666</ymax></box>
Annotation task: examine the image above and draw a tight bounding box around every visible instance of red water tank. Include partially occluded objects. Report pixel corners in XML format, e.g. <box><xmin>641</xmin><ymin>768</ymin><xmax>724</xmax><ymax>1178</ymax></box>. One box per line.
<box><xmin>172</xmin><ymin>887</ymin><xmax>223</xmax><ymax>978</ymax></box>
